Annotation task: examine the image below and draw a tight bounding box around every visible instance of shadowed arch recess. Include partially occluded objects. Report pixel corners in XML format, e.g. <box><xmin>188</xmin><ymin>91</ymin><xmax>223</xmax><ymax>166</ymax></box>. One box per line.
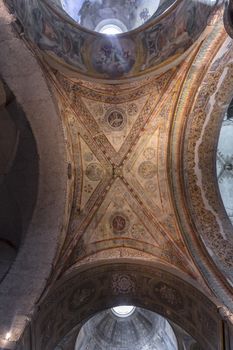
<box><xmin>0</xmin><ymin>2</ymin><xmax>70</xmax><ymax>345</ymax></box>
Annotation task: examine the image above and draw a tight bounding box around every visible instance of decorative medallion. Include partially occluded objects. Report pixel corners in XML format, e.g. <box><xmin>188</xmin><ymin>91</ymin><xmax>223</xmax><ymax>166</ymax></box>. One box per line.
<box><xmin>145</xmin><ymin>181</ymin><xmax>157</xmax><ymax>193</ymax></box>
<box><xmin>85</xmin><ymin>163</ymin><xmax>104</xmax><ymax>182</ymax></box>
<box><xmin>84</xmin><ymin>184</ymin><xmax>93</xmax><ymax>194</ymax></box>
<box><xmin>127</xmin><ymin>102</ymin><xmax>138</xmax><ymax>116</ymax></box>
<box><xmin>105</xmin><ymin>108</ymin><xmax>127</xmax><ymax>131</ymax></box>
<box><xmin>112</xmin><ymin>273</ymin><xmax>136</xmax><ymax>295</ymax></box>
<box><xmin>153</xmin><ymin>282</ymin><xmax>183</xmax><ymax>309</ymax></box>
<box><xmin>110</xmin><ymin>213</ymin><xmax>130</xmax><ymax>234</ymax></box>
<box><xmin>138</xmin><ymin>161</ymin><xmax>157</xmax><ymax>179</ymax></box>
<box><xmin>84</xmin><ymin>152</ymin><xmax>94</xmax><ymax>162</ymax></box>
<box><xmin>143</xmin><ymin>147</ymin><xmax>155</xmax><ymax>160</ymax></box>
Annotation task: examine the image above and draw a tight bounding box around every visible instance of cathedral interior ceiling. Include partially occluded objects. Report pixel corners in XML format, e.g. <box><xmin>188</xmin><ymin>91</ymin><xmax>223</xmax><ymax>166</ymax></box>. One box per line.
<box><xmin>39</xmin><ymin>18</ymin><xmax>232</xmax><ymax>302</ymax></box>
<box><xmin>46</xmin><ymin>64</ymin><xmax>204</xmax><ymax>285</ymax></box>
<box><xmin>0</xmin><ymin>0</ymin><xmax>233</xmax><ymax>348</ymax></box>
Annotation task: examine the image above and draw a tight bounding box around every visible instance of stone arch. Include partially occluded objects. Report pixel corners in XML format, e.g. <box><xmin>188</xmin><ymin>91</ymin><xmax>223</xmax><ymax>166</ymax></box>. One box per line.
<box><xmin>32</xmin><ymin>260</ymin><xmax>223</xmax><ymax>350</ymax></box>
<box><xmin>170</xmin><ymin>30</ymin><xmax>233</xmax><ymax>311</ymax></box>
<box><xmin>0</xmin><ymin>2</ymin><xmax>70</xmax><ymax>345</ymax></box>
<box><xmin>0</xmin><ymin>76</ymin><xmax>39</xmax><ymax>288</ymax></box>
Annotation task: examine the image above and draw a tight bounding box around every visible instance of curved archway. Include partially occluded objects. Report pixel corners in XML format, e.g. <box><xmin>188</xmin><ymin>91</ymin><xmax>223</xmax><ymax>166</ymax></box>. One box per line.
<box><xmin>0</xmin><ymin>2</ymin><xmax>71</xmax><ymax>345</ymax></box>
<box><xmin>0</xmin><ymin>78</ymin><xmax>39</xmax><ymax>283</ymax></box>
<box><xmin>32</xmin><ymin>261</ymin><xmax>223</xmax><ymax>350</ymax></box>
<box><xmin>170</xmin><ymin>30</ymin><xmax>233</xmax><ymax>310</ymax></box>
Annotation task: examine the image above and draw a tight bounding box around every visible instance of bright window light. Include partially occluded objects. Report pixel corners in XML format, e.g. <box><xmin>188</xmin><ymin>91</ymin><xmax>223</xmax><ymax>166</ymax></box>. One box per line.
<box><xmin>112</xmin><ymin>305</ymin><xmax>136</xmax><ymax>317</ymax></box>
<box><xmin>5</xmin><ymin>332</ymin><xmax>11</xmax><ymax>341</ymax></box>
<box><xmin>99</xmin><ymin>24</ymin><xmax>123</xmax><ymax>35</ymax></box>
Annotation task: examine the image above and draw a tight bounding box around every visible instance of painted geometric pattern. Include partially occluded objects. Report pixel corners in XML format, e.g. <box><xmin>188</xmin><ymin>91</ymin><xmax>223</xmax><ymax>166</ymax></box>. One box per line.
<box><xmin>82</xmin><ymin>95</ymin><xmax>149</xmax><ymax>152</ymax></box>
<box><xmin>53</xmin><ymin>70</ymin><xmax>201</xmax><ymax>280</ymax></box>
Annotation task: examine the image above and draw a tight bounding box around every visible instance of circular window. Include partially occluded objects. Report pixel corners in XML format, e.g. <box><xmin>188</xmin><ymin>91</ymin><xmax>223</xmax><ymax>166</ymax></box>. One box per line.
<box><xmin>100</xmin><ymin>24</ymin><xmax>123</xmax><ymax>35</ymax></box>
<box><xmin>111</xmin><ymin>305</ymin><xmax>136</xmax><ymax>318</ymax></box>
<box><xmin>95</xmin><ymin>19</ymin><xmax>127</xmax><ymax>35</ymax></box>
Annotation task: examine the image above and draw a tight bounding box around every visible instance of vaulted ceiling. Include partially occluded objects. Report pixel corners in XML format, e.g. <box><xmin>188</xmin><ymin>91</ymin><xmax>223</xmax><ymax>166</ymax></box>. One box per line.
<box><xmin>0</xmin><ymin>0</ymin><xmax>233</xmax><ymax>349</ymax></box>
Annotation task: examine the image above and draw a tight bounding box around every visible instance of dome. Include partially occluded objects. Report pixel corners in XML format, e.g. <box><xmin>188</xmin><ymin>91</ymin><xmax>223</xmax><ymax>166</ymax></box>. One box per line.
<box><xmin>5</xmin><ymin>0</ymin><xmax>219</xmax><ymax>80</ymax></box>
<box><xmin>75</xmin><ymin>306</ymin><xmax>178</xmax><ymax>350</ymax></box>
<box><xmin>60</xmin><ymin>0</ymin><xmax>169</xmax><ymax>33</ymax></box>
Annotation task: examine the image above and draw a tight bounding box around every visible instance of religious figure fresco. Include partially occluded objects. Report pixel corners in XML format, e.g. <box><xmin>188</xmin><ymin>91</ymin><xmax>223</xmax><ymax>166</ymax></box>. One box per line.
<box><xmin>92</xmin><ymin>38</ymin><xmax>136</xmax><ymax>77</ymax></box>
<box><xmin>142</xmin><ymin>1</ymin><xmax>216</xmax><ymax>70</ymax></box>
<box><xmin>5</xmin><ymin>0</ymin><xmax>219</xmax><ymax>79</ymax></box>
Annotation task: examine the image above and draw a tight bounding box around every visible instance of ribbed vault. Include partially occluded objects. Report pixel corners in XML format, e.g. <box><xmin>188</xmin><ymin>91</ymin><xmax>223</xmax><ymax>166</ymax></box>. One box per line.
<box><xmin>0</xmin><ymin>1</ymin><xmax>232</xmax><ymax>349</ymax></box>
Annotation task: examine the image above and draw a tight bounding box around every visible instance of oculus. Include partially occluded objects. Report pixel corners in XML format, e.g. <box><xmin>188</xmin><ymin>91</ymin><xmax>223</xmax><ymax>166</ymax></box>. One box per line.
<box><xmin>99</xmin><ymin>24</ymin><xmax>123</xmax><ymax>35</ymax></box>
<box><xmin>111</xmin><ymin>305</ymin><xmax>136</xmax><ymax>317</ymax></box>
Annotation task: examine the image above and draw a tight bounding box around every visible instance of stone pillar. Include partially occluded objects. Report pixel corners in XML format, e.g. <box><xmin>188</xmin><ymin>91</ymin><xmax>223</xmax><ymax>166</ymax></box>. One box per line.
<box><xmin>219</xmin><ymin>306</ymin><xmax>233</xmax><ymax>350</ymax></box>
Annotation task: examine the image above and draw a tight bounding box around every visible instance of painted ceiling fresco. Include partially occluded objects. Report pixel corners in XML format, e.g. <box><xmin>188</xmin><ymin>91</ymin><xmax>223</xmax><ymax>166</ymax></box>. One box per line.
<box><xmin>44</xmin><ymin>66</ymin><xmax>205</xmax><ymax>285</ymax></box>
<box><xmin>1</xmin><ymin>1</ymin><xmax>233</xmax><ymax>348</ymax></box>
<box><xmin>6</xmin><ymin>0</ymin><xmax>220</xmax><ymax>80</ymax></box>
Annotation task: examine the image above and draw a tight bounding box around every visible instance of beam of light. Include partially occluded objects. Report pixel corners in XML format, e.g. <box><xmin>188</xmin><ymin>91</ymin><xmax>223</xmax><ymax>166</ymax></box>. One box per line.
<box><xmin>5</xmin><ymin>332</ymin><xmax>11</xmax><ymax>341</ymax></box>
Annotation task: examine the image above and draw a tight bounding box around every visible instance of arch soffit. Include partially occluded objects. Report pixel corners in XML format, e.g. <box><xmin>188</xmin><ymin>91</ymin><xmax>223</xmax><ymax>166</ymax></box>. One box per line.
<box><xmin>0</xmin><ymin>2</ymin><xmax>71</xmax><ymax>344</ymax></box>
<box><xmin>170</xmin><ymin>27</ymin><xmax>233</xmax><ymax>311</ymax></box>
<box><xmin>32</xmin><ymin>260</ymin><xmax>223</xmax><ymax>350</ymax></box>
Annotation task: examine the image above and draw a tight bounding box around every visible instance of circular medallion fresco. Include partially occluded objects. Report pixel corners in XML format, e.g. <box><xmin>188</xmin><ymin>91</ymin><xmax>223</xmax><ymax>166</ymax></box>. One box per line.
<box><xmin>84</xmin><ymin>152</ymin><xmax>94</xmax><ymax>162</ymax></box>
<box><xmin>85</xmin><ymin>163</ymin><xmax>104</xmax><ymax>181</ymax></box>
<box><xmin>110</xmin><ymin>213</ymin><xmax>129</xmax><ymax>234</ymax></box>
<box><xmin>138</xmin><ymin>161</ymin><xmax>157</xmax><ymax>179</ymax></box>
<box><xmin>145</xmin><ymin>180</ymin><xmax>157</xmax><ymax>193</ymax></box>
<box><xmin>143</xmin><ymin>147</ymin><xmax>155</xmax><ymax>160</ymax></box>
<box><xmin>105</xmin><ymin>108</ymin><xmax>127</xmax><ymax>131</ymax></box>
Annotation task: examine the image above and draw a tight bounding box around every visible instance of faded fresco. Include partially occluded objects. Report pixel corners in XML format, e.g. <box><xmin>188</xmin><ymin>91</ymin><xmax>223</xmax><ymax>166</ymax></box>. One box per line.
<box><xmin>91</xmin><ymin>37</ymin><xmax>136</xmax><ymax>77</ymax></box>
<box><xmin>5</xmin><ymin>0</ymin><xmax>219</xmax><ymax>80</ymax></box>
